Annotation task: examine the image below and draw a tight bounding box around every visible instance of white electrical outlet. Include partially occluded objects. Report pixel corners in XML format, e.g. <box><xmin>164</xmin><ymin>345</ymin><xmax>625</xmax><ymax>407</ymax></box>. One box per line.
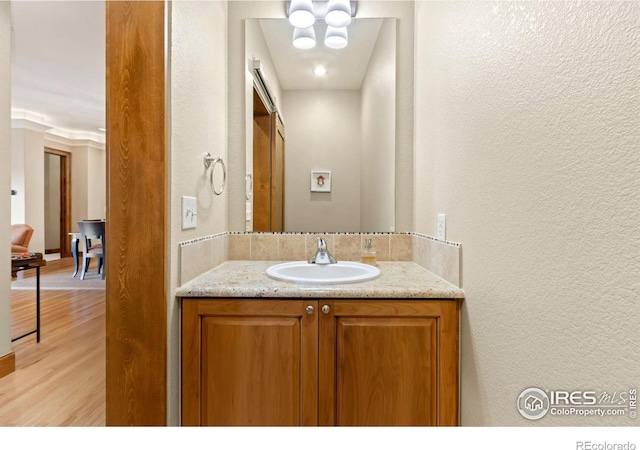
<box><xmin>437</xmin><ymin>214</ymin><xmax>446</xmax><ymax>241</ymax></box>
<box><xmin>182</xmin><ymin>196</ymin><xmax>197</xmax><ymax>230</ymax></box>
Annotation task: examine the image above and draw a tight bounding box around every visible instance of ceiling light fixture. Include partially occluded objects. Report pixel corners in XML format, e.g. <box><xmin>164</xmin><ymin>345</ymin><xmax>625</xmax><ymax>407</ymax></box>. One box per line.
<box><xmin>288</xmin><ymin>0</ymin><xmax>316</xmax><ymax>29</ymax></box>
<box><xmin>313</xmin><ymin>66</ymin><xmax>327</xmax><ymax>76</ymax></box>
<box><xmin>287</xmin><ymin>1</ymin><xmax>355</xmax><ymax>50</ymax></box>
<box><xmin>325</xmin><ymin>0</ymin><xmax>351</xmax><ymax>28</ymax></box>
<box><xmin>293</xmin><ymin>26</ymin><xmax>316</xmax><ymax>49</ymax></box>
<box><xmin>324</xmin><ymin>26</ymin><xmax>348</xmax><ymax>49</ymax></box>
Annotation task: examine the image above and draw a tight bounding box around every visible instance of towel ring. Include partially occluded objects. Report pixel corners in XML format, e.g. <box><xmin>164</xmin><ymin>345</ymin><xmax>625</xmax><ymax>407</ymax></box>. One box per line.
<box><xmin>245</xmin><ymin>174</ymin><xmax>253</xmax><ymax>200</ymax></box>
<box><xmin>203</xmin><ymin>152</ymin><xmax>226</xmax><ymax>196</ymax></box>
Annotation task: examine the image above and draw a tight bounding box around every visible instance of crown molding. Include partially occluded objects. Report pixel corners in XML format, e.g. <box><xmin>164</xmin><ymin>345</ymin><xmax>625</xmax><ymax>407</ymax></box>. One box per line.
<box><xmin>11</xmin><ymin>110</ymin><xmax>106</xmax><ymax>146</ymax></box>
<box><xmin>44</xmin><ymin>132</ymin><xmax>105</xmax><ymax>150</ymax></box>
<box><xmin>11</xmin><ymin>117</ymin><xmax>51</xmax><ymax>133</ymax></box>
<box><xmin>45</xmin><ymin>128</ymin><xmax>106</xmax><ymax>147</ymax></box>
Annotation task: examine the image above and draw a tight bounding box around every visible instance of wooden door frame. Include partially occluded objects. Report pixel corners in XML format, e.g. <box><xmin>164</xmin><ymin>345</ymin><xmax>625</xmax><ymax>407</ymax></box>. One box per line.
<box><xmin>44</xmin><ymin>148</ymin><xmax>72</xmax><ymax>258</ymax></box>
<box><xmin>105</xmin><ymin>1</ymin><xmax>167</xmax><ymax>426</ymax></box>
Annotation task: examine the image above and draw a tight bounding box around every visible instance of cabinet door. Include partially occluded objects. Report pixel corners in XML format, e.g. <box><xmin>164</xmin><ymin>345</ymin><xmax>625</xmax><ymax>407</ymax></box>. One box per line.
<box><xmin>319</xmin><ymin>300</ymin><xmax>459</xmax><ymax>426</ymax></box>
<box><xmin>182</xmin><ymin>300</ymin><xmax>318</xmax><ymax>426</ymax></box>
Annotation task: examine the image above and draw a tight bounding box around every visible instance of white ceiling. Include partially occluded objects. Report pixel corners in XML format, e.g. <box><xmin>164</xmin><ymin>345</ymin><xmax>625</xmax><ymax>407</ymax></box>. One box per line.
<box><xmin>10</xmin><ymin>1</ymin><xmax>105</xmax><ymax>136</ymax></box>
<box><xmin>259</xmin><ymin>18</ymin><xmax>383</xmax><ymax>90</ymax></box>
<box><xmin>9</xmin><ymin>2</ymin><xmax>381</xmax><ymax>138</ymax></box>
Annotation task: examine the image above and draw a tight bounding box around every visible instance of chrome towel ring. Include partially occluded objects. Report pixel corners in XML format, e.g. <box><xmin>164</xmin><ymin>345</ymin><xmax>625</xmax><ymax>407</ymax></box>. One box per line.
<box><xmin>203</xmin><ymin>152</ymin><xmax>226</xmax><ymax>196</ymax></box>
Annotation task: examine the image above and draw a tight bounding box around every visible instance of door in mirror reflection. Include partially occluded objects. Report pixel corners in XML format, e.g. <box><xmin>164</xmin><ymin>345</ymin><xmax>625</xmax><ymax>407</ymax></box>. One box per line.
<box><xmin>253</xmin><ymin>87</ymin><xmax>285</xmax><ymax>232</ymax></box>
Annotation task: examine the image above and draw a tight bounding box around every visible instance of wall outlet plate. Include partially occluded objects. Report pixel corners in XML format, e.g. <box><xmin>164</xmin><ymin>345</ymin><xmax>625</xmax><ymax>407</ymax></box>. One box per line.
<box><xmin>182</xmin><ymin>196</ymin><xmax>197</xmax><ymax>230</ymax></box>
<box><xmin>437</xmin><ymin>214</ymin><xmax>446</xmax><ymax>241</ymax></box>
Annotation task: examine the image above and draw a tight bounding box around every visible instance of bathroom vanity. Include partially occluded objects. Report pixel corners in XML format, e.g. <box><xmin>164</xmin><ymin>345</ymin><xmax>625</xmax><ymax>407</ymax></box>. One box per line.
<box><xmin>177</xmin><ymin>261</ymin><xmax>464</xmax><ymax>426</ymax></box>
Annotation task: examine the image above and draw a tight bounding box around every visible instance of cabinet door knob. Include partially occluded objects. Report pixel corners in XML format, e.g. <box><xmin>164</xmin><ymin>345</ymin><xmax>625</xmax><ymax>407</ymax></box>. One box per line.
<box><xmin>305</xmin><ymin>305</ymin><xmax>315</xmax><ymax>315</ymax></box>
<box><xmin>322</xmin><ymin>305</ymin><xmax>331</xmax><ymax>314</ymax></box>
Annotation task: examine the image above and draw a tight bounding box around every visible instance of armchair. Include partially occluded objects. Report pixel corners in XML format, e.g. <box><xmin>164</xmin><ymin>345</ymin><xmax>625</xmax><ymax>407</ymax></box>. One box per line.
<box><xmin>11</xmin><ymin>224</ymin><xmax>34</xmax><ymax>253</ymax></box>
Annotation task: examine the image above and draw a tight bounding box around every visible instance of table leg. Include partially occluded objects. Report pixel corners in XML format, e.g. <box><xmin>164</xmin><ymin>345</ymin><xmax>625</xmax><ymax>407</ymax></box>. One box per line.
<box><xmin>36</xmin><ymin>266</ymin><xmax>41</xmax><ymax>343</ymax></box>
<box><xmin>71</xmin><ymin>237</ymin><xmax>79</xmax><ymax>277</ymax></box>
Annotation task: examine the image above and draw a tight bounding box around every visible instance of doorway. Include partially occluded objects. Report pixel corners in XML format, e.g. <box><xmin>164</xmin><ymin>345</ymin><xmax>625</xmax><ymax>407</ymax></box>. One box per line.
<box><xmin>44</xmin><ymin>148</ymin><xmax>72</xmax><ymax>258</ymax></box>
<box><xmin>252</xmin><ymin>87</ymin><xmax>286</xmax><ymax>232</ymax></box>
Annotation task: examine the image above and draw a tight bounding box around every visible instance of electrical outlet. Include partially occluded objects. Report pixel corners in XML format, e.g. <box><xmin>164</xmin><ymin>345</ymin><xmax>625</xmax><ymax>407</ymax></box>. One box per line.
<box><xmin>182</xmin><ymin>196</ymin><xmax>197</xmax><ymax>230</ymax></box>
<box><xmin>437</xmin><ymin>214</ymin><xmax>446</xmax><ymax>241</ymax></box>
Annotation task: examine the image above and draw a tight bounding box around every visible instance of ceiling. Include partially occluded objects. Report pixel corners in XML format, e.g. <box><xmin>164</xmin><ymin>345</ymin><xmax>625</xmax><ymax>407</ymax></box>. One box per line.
<box><xmin>10</xmin><ymin>1</ymin><xmax>105</xmax><ymax>137</ymax></box>
<box><xmin>259</xmin><ymin>18</ymin><xmax>383</xmax><ymax>90</ymax></box>
<box><xmin>9</xmin><ymin>2</ymin><xmax>381</xmax><ymax>138</ymax></box>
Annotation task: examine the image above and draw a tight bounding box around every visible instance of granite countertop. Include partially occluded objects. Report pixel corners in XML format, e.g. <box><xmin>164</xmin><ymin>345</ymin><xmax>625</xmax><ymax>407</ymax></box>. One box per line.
<box><xmin>176</xmin><ymin>261</ymin><xmax>465</xmax><ymax>299</ymax></box>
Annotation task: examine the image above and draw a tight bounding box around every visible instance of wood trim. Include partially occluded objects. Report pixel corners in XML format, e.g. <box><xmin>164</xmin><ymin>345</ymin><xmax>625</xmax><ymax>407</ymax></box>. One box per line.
<box><xmin>44</xmin><ymin>148</ymin><xmax>72</xmax><ymax>258</ymax></box>
<box><xmin>181</xmin><ymin>300</ymin><xmax>201</xmax><ymax>426</ymax></box>
<box><xmin>0</xmin><ymin>352</ymin><xmax>16</xmax><ymax>379</ymax></box>
<box><xmin>439</xmin><ymin>300</ymin><xmax>460</xmax><ymax>426</ymax></box>
<box><xmin>106</xmin><ymin>1</ymin><xmax>167</xmax><ymax>426</ymax></box>
<box><xmin>301</xmin><ymin>299</ymin><xmax>319</xmax><ymax>426</ymax></box>
<box><xmin>319</xmin><ymin>300</ymin><xmax>335</xmax><ymax>425</ymax></box>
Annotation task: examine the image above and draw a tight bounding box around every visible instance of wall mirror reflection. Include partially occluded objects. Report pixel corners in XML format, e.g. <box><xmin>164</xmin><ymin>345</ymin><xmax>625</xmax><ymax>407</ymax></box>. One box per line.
<box><xmin>245</xmin><ymin>17</ymin><xmax>396</xmax><ymax>233</ymax></box>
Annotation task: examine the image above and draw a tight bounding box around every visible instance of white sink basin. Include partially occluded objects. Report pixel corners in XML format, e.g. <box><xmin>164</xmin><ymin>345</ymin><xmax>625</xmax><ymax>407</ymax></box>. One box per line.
<box><xmin>266</xmin><ymin>261</ymin><xmax>380</xmax><ymax>285</ymax></box>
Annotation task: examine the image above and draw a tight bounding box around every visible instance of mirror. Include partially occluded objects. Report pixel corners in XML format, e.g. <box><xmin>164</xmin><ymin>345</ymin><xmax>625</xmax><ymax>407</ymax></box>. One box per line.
<box><xmin>245</xmin><ymin>17</ymin><xmax>396</xmax><ymax>233</ymax></box>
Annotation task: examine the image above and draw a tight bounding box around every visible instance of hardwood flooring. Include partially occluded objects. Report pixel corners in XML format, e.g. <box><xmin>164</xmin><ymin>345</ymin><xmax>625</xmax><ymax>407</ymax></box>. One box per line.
<box><xmin>0</xmin><ymin>257</ymin><xmax>105</xmax><ymax>426</ymax></box>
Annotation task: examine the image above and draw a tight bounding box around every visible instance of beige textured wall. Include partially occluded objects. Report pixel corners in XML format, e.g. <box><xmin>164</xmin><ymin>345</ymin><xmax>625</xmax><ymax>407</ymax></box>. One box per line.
<box><xmin>361</xmin><ymin>18</ymin><xmax>396</xmax><ymax>232</ymax></box>
<box><xmin>283</xmin><ymin>89</ymin><xmax>361</xmax><ymax>232</ymax></box>
<box><xmin>0</xmin><ymin>1</ymin><xmax>11</xmax><ymax>358</ymax></box>
<box><xmin>168</xmin><ymin>0</ymin><xmax>228</xmax><ymax>425</ymax></box>
<box><xmin>415</xmin><ymin>1</ymin><xmax>640</xmax><ymax>425</ymax></box>
<box><xmin>10</xmin><ymin>129</ymin><xmax>26</xmax><ymax>224</ymax></box>
<box><xmin>11</xmin><ymin>128</ymin><xmax>45</xmax><ymax>254</ymax></box>
<box><xmin>86</xmin><ymin>146</ymin><xmax>106</xmax><ymax>220</ymax></box>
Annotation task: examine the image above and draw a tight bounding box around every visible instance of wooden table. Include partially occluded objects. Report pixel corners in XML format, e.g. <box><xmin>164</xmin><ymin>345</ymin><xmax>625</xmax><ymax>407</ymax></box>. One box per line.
<box><xmin>11</xmin><ymin>253</ymin><xmax>46</xmax><ymax>343</ymax></box>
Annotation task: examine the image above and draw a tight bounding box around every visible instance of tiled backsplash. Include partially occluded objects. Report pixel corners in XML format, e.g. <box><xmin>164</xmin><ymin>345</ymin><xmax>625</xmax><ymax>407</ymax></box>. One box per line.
<box><xmin>229</xmin><ymin>232</ymin><xmax>413</xmax><ymax>263</ymax></box>
<box><xmin>178</xmin><ymin>231</ymin><xmax>461</xmax><ymax>288</ymax></box>
<box><xmin>178</xmin><ymin>232</ymin><xmax>228</xmax><ymax>286</ymax></box>
<box><xmin>412</xmin><ymin>233</ymin><xmax>461</xmax><ymax>287</ymax></box>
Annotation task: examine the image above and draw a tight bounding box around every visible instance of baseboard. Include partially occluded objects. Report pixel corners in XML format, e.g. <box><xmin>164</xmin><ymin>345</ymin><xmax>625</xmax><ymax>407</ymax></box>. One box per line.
<box><xmin>45</xmin><ymin>248</ymin><xmax>61</xmax><ymax>254</ymax></box>
<box><xmin>0</xmin><ymin>352</ymin><xmax>16</xmax><ymax>379</ymax></box>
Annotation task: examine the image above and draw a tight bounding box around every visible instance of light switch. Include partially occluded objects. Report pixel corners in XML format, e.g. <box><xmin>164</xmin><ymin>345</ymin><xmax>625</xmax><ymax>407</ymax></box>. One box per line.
<box><xmin>182</xmin><ymin>196</ymin><xmax>197</xmax><ymax>230</ymax></box>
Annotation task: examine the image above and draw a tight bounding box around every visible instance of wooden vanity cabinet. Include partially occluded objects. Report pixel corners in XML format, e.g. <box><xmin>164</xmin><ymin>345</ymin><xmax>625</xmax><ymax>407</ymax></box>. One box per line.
<box><xmin>181</xmin><ymin>299</ymin><xmax>460</xmax><ymax>426</ymax></box>
<box><xmin>181</xmin><ymin>300</ymin><xmax>318</xmax><ymax>426</ymax></box>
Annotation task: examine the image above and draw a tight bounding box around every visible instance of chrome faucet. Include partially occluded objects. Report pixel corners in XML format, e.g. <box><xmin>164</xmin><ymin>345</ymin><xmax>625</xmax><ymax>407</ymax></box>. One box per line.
<box><xmin>308</xmin><ymin>238</ymin><xmax>337</xmax><ymax>265</ymax></box>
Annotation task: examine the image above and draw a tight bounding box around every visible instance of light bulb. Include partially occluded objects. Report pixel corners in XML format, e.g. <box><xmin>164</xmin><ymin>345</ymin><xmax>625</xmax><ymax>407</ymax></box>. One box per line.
<box><xmin>325</xmin><ymin>26</ymin><xmax>348</xmax><ymax>49</ymax></box>
<box><xmin>288</xmin><ymin>0</ymin><xmax>315</xmax><ymax>29</ymax></box>
<box><xmin>313</xmin><ymin>66</ymin><xmax>327</xmax><ymax>76</ymax></box>
<box><xmin>325</xmin><ymin>0</ymin><xmax>351</xmax><ymax>28</ymax></box>
<box><xmin>293</xmin><ymin>26</ymin><xmax>316</xmax><ymax>50</ymax></box>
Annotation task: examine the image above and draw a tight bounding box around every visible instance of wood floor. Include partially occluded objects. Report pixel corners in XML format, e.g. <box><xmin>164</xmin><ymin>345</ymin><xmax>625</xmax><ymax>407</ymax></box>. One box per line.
<box><xmin>0</xmin><ymin>257</ymin><xmax>105</xmax><ymax>426</ymax></box>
